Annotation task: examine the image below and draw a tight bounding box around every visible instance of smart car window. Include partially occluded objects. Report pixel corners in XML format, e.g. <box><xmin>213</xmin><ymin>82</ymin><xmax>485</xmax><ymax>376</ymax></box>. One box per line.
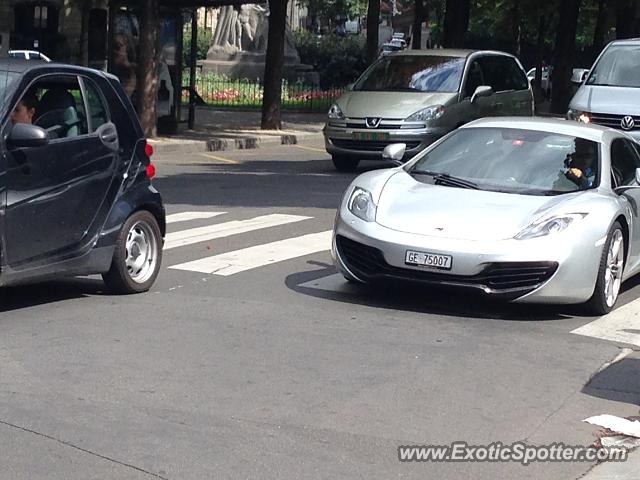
<box><xmin>587</xmin><ymin>45</ymin><xmax>640</xmax><ymax>88</ymax></box>
<box><xmin>31</xmin><ymin>77</ymin><xmax>89</xmax><ymax>139</ymax></box>
<box><xmin>353</xmin><ymin>55</ymin><xmax>465</xmax><ymax>93</ymax></box>
<box><xmin>610</xmin><ymin>139</ymin><xmax>640</xmax><ymax>186</ymax></box>
<box><xmin>409</xmin><ymin>127</ymin><xmax>600</xmax><ymax>195</ymax></box>
<box><xmin>82</xmin><ymin>78</ymin><xmax>111</xmax><ymax>132</ymax></box>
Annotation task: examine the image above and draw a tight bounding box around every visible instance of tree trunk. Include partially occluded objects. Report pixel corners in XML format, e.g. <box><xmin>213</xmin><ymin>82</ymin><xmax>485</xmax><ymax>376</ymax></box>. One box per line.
<box><xmin>510</xmin><ymin>0</ymin><xmax>520</xmax><ymax>55</ymax></box>
<box><xmin>79</xmin><ymin>3</ymin><xmax>90</xmax><ymax>67</ymax></box>
<box><xmin>550</xmin><ymin>0</ymin><xmax>581</xmax><ymax>114</ymax></box>
<box><xmin>366</xmin><ymin>0</ymin><xmax>380</xmax><ymax>61</ymax></box>
<box><xmin>616</xmin><ymin>0</ymin><xmax>640</xmax><ymax>39</ymax></box>
<box><xmin>443</xmin><ymin>0</ymin><xmax>470</xmax><ymax>48</ymax></box>
<box><xmin>136</xmin><ymin>0</ymin><xmax>160</xmax><ymax>137</ymax></box>
<box><xmin>261</xmin><ymin>0</ymin><xmax>288</xmax><ymax>130</ymax></box>
<box><xmin>412</xmin><ymin>0</ymin><xmax>424</xmax><ymax>49</ymax></box>
<box><xmin>534</xmin><ymin>13</ymin><xmax>545</xmax><ymax>90</ymax></box>
<box><xmin>592</xmin><ymin>0</ymin><xmax>608</xmax><ymax>49</ymax></box>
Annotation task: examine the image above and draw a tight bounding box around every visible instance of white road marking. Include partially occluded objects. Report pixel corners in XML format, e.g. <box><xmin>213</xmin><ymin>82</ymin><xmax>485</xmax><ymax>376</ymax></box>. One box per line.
<box><xmin>163</xmin><ymin>214</ymin><xmax>312</xmax><ymax>250</ymax></box>
<box><xmin>571</xmin><ymin>300</ymin><xmax>640</xmax><ymax>348</ymax></box>
<box><xmin>169</xmin><ymin>231</ymin><xmax>332</xmax><ymax>275</ymax></box>
<box><xmin>166</xmin><ymin>211</ymin><xmax>227</xmax><ymax>224</ymax></box>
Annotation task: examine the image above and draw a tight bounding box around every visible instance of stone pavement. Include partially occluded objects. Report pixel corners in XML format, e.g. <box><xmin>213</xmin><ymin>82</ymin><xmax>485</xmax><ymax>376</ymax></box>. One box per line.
<box><xmin>580</xmin><ymin>448</ymin><xmax>639</xmax><ymax>480</ymax></box>
<box><xmin>148</xmin><ymin>107</ymin><xmax>326</xmax><ymax>155</ymax></box>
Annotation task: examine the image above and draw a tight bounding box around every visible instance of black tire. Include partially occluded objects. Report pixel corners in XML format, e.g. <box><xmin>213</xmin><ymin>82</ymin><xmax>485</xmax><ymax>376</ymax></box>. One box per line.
<box><xmin>332</xmin><ymin>156</ymin><xmax>360</xmax><ymax>172</ymax></box>
<box><xmin>585</xmin><ymin>221</ymin><xmax>625</xmax><ymax>316</ymax></box>
<box><xmin>102</xmin><ymin>210</ymin><xmax>163</xmax><ymax>294</ymax></box>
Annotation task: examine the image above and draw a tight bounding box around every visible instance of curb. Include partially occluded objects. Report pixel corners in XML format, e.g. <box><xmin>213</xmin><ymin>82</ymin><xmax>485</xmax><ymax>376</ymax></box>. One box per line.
<box><xmin>150</xmin><ymin>131</ymin><xmax>323</xmax><ymax>156</ymax></box>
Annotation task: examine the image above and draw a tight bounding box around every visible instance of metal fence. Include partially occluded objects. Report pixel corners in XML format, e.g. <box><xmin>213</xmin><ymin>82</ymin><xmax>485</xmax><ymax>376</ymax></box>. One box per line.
<box><xmin>182</xmin><ymin>73</ymin><xmax>343</xmax><ymax>112</ymax></box>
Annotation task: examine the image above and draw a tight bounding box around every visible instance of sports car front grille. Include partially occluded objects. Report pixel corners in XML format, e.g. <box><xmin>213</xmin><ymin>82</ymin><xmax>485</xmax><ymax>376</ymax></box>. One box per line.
<box><xmin>331</xmin><ymin>139</ymin><xmax>421</xmax><ymax>151</ymax></box>
<box><xmin>336</xmin><ymin>235</ymin><xmax>558</xmax><ymax>294</ymax></box>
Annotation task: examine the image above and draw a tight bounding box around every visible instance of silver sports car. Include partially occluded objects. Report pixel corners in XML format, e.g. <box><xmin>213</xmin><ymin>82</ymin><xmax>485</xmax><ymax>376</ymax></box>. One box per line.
<box><xmin>332</xmin><ymin>117</ymin><xmax>640</xmax><ymax>314</ymax></box>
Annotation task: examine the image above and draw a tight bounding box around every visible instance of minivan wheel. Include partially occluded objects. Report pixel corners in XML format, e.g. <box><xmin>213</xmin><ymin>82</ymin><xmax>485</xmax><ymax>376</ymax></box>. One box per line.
<box><xmin>332</xmin><ymin>156</ymin><xmax>360</xmax><ymax>172</ymax></box>
<box><xmin>584</xmin><ymin>221</ymin><xmax>625</xmax><ymax>316</ymax></box>
<box><xmin>103</xmin><ymin>210</ymin><xmax>163</xmax><ymax>294</ymax></box>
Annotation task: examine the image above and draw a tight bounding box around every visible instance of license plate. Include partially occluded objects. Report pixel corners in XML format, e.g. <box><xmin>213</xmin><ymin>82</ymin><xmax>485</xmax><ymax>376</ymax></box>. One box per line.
<box><xmin>405</xmin><ymin>250</ymin><xmax>452</xmax><ymax>270</ymax></box>
<box><xmin>352</xmin><ymin>131</ymin><xmax>390</xmax><ymax>141</ymax></box>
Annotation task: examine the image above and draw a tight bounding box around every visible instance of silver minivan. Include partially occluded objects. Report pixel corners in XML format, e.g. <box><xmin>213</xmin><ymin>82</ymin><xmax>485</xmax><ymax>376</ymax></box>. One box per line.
<box><xmin>568</xmin><ymin>39</ymin><xmax>640</xmax><ymax>142</ymax></box>
<box><xmin>323</xmin><ymin>49</ymin><xmax>534</xmax><ymax>171</ymax></box>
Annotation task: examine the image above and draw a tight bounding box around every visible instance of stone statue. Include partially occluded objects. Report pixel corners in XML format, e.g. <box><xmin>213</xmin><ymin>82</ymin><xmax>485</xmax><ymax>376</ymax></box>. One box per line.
<box><xmin>203</xmin><ymin>3</ymin><xmax>317</xmax><ymax>85</ymax></box>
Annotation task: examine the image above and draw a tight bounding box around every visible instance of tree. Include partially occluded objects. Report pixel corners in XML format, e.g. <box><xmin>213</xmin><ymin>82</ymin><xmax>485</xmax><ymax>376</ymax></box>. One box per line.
<box><xmin>366</xmin><ymin>0</ymin><xmax>380</xmax><ymax>61</ymax></box>
<box><xmin>261</xmin><ymin>0</ymin><xmax>289</xmax><ymax>129</ymax></box>
<box><xmin>616</xmin><ymin>0</ymin><xmax>640</xmax><ymax>39</ymax></box>
<box><xmin>136</xmin><ymin>0</ymin><xmax>160</xmax><ymax>137</ymax></box>
<box><xmin>299</xmin><ymin>0</ymin><xmax>367</xmax><ymax>29</ymax></box>
<box><xmin>442</xmin><ymin>0</ymin><xmax>470</xmax><ymax>48</ymax></box>
<box><xmin>592</xmin><ymin>0</ymin><xmax>608</xmax><ymax>49</ymax></box>
<box><xmin>412</xmin><ymin>0</ymin><xmax>426</xmax><ymax>49</ymax></box>
<box><xmin>551</xmin><ymin>0</ymin><xmax>581</xmax><ymax>113</ymax></box>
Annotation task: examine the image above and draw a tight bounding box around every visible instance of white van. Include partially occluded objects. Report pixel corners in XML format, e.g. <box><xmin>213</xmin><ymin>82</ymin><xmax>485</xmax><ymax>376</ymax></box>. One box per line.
<box><xmin>568</xmin><ymin>39</ymin><xmax>640</xmax><ymax>141</ymax></box>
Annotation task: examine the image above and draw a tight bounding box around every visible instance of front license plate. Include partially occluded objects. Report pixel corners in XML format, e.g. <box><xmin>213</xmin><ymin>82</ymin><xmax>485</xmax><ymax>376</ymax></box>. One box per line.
<box><xmin>405</xmin><ymin>250</ymin><xmax>453</xmax><ymax>270</ymax></box>
<box><xmin>352</xmin><ymin>131</ymin><xmax>390</xmax><ymax>141</ymax></box>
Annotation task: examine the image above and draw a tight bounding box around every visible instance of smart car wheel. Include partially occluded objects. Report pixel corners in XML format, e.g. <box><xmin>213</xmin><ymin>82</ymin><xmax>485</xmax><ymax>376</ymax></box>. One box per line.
<box><xmin>585</xmin><ymin>221</ymin><xmax>625</xmax><ymax>315</ymax></box>
<box><xmin>103</xmin><ymin>210</ymin><xmax>163</xmax><ymax>294</ymax></box>
<box><xmin>332</xmin><ymin>156</ymin><xmax>360</xmax><ymax>172</ymax></box>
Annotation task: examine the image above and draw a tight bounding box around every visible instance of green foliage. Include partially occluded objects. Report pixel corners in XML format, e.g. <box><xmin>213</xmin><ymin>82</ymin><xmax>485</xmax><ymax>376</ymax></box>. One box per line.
<box><xmin>294</xmin><ymin>30</ymin><xmax>369</xmax><ymax>89</ymax></box>
<box><xmin>297</xmin><ymin>0</ymin><xmax>367</xmax><ymax>25</ymax></box>
<box><xmin>182</xmin><ymin>27</ymin><xmax>212</xmax><ymax>67</ymax></box>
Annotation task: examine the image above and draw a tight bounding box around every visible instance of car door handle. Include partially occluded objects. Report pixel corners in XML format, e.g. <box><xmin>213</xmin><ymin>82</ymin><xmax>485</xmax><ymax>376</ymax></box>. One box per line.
<box><xmin>96</xmin><ymin>122</ymin><xmax>120</xmax><ymax>152</ymax></box>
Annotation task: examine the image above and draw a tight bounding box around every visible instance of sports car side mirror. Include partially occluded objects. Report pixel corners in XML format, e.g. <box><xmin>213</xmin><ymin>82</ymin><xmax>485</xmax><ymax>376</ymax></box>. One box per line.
<box><xmin>382</xmin><ymin>143</ymin><xmax>406</xmax><ymax>165</ymax></box>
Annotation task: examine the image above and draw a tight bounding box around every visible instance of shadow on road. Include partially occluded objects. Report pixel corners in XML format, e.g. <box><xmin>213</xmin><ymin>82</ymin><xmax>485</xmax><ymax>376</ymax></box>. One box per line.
<box><xmin>582</xmin><ymin>356</ymin><xmax>640</xmax><ymax>407</ymax></box>
<box><xmin>0</xmin><ymin>278</ymin><xmax>106</xmax><ymax>314</ymax></box>
<box><xmin>286</xmin><ymin>262</ymin><xmax>582</xmax><ymax>321</ymax></box>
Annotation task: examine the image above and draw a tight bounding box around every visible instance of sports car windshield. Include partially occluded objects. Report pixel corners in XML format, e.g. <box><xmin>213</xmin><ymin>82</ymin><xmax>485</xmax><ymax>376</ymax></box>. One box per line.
<box><xmin>353</xmin><ymin>55</ymin><xmax>465</xmax><ymax>93</ymax></box>
<box><xmin>586</xmin><ymin>45</ymin><xmax>640</xmax><ymax>88</ymax></box>
<box><xmin>409</xmin><ymin>127</ymin><xmax>600</xmax><ymax>195</ymax></box>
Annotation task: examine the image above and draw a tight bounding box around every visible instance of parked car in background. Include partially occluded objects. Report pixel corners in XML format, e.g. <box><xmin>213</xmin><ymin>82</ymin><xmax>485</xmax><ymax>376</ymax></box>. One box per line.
<box><xmin>324</xmin><ymin>49</ymin><xmax>534</xmax><ymax>171</ymax></box>
<box><xmin>8</xmin><ymin>50</ymin><xmax>51</xmax><ymax>62</ymax></box>
<box><xmin>0</xmin><ymin>59</ymin><xmax>165</xmax><ymax>292</ymax></box>
<box><xmin>379</xmin><ymin>43</ymin><xmax>403</xmax><ymax>56</ymax></box>
<box><xmin>526</xmin><ymin>67</ymin><xmax>551</xmax><ymax>96</ymax></box>
<box><xmin>568</xmin><ymin>38</ymin><xmax>640</xmax><ymax>141</ymax></box>
<box><xmin>333</xmin><ymin>117</ymin><xmax>640</xmax><ymax>314</ymax></box>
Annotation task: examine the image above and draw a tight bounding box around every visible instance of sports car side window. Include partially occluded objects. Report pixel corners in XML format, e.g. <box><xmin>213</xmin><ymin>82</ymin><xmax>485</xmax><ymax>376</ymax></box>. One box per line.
<box><xmin>610</xmin><ymin>139</ymin><xmax>640</xmax><ymax>186</ymax></box>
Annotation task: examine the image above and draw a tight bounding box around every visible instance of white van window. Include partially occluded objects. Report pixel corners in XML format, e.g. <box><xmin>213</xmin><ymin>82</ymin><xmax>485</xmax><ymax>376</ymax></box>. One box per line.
<box><xmin>587</xmin><ymin>45</ymin><xmax>640</xmax><ymax>88</ymax></box>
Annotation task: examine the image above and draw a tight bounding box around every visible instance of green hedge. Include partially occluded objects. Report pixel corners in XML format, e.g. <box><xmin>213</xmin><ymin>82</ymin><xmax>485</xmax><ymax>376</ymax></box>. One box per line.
<box><xmin>294</xmin><ymin>31</ymin><xmax>369</xmax><ymax>89</ymax></box>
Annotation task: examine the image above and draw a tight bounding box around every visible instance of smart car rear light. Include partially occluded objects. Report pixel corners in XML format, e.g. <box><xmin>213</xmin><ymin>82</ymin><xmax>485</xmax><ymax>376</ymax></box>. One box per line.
<box><xmin>144</xmin><ymin>142</ymin><xmax>154</xmax><ymax>157</ymax></box>
<box><xmin>146</xmin><ymin>163</ymin><xmax>156</xmax><ymax>179</ymax></box>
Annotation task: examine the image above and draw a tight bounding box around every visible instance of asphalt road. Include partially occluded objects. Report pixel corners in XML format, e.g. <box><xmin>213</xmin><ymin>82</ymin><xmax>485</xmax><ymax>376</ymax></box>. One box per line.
<box><xmin>0</xmin><ymin>140</ymin><xmax>638</xmax><ymax>480</ymax></box>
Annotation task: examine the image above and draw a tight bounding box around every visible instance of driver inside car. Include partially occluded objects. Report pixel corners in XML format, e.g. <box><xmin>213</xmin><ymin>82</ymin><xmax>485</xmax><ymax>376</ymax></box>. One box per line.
<box><xmin>11</xmin><ymin>90</ymin><xmax>38</xmax><ymax>125</ymax></box>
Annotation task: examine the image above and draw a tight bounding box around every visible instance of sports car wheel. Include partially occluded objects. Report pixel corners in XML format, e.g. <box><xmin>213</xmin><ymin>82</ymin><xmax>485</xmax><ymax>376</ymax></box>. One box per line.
<box><xmin>585</xmin><ymin>221</ymin><xmax>625</xmax><ymax>315</ymax></box>
<box><xmin>332</xmin><ymin>156</ymin><xmax>360</xmax><ymax>172</ymax></box>
<box><xmin>103</xmin><ymin>210</ymin><xmax>163</xmax><ymax>294</ymax></box>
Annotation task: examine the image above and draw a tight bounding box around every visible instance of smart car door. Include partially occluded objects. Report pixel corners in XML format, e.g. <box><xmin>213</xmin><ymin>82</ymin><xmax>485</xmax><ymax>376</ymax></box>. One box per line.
<box><xmin>3</xmin><ymin>74</ymin><xmax>119</xmax><ymax>267</ymax></box>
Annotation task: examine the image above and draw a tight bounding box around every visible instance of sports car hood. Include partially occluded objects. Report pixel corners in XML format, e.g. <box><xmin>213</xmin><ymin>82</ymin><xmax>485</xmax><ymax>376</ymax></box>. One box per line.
<box><xmin>571</xmin><ymin>85</ymin><xmax>640</xmax><ymax>115</ymax></box>
<box><xmin>375</xmin><ymin>172</ymin><xmax>587</xmax><ymax>241</ymax></box>
<box><xmin>338</xmin><ymin>91</ymin><xmax>457</xmax><ymax>118</ymax></box>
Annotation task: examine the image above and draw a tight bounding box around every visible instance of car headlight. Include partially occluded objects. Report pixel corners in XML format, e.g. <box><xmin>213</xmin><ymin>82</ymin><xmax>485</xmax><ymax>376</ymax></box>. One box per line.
<box><xmin>567</xmin><ymin>109</ymin><xmax>591</xmax><ymax>123</ymax></box>
<box><xmin>406</xmin><ymin>105</ymin><xmax>445</xmax><ymax>122</ymax></box>
<box><xmin>514</xmin><ymin>213</ymin><xmax>588</xmax><ymax>240</ymax></box>
<box><xmin>328</xmin><ymin>103</ymin><xmax>345</xmax><ymax>119</ymax></box>
<box><xmin>348</xmin><ymin>187</ymin><xmax>377</xmax><ymax>222</ymax></box>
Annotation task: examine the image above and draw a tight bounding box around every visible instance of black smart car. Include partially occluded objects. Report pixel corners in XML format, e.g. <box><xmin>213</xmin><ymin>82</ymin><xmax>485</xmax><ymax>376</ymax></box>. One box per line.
<box><xmin>0</xmin><ymin>60</ymin><xmax>165</xmax><ymax>293</ymax></box>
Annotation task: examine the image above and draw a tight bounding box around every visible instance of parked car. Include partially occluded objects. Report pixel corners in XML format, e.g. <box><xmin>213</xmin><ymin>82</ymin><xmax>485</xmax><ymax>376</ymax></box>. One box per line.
<box><xmin>568</xmin><ymin>38</ymin><xmax>640</xmax><ymax>141</ymax></box>
<box><xmin>526</xmin><ymin>67</ymin><xmax>550</xmax><ymax>95</ymax></box>
<box><xmin>379</xmin><ymin>43</ymin><xmax>403</xmax><ymax>56</ymax></box>
<box><xmin>332</xmin><ymin>117</ymin><xmax>640</xmax><ymax>314</ymax></box>
<box><xmin>8</xmin><ymin>50</ymin><xmax>51</xmax><ymax>62</ymax></box>
<box><xmin>0</xmin><ymin>59</ymin><xmax>165</xmax><ymax>292</ymax></box>
<box><xmin>324</xmin><ymin>49</ymin><xmax>534</xmax><ymax>171</ymax></box>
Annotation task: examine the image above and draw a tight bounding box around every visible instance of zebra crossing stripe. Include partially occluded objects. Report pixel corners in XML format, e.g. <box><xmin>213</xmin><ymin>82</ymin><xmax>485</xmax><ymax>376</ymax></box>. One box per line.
<box><xmin>166</xmin><ymin>211</ymin><xmax>227</xmax><ymax>224</ymax></box>
<box><xmin>169</xmin><ymin>230</ymin><xmax>332</xmax><ymax>275</ymax></box>
<box><xmin>163</xmin><ymin>214</ymin><xmax>312</xmax><ymax>250</ymax></box>
<box><xmin>571</xmin><ymin>299</ymin><xmax>640</xmax><ymax>348</ymax></box>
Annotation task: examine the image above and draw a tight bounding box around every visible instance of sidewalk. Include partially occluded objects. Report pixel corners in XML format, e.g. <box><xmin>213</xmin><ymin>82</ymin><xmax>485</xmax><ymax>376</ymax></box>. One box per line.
<box><xmin>580</xmin><ymin>448</ymin><xmax>639</xmax><ymax>479</ymax></box>
<box><xmin>148</xmin><ymin>108</ymin><xmax>326</xmax><ymax>155</ymax></box>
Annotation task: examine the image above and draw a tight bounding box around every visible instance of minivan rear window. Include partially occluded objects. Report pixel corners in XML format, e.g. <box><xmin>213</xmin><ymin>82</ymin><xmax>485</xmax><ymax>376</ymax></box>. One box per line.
<box><xmin>586</xmin><ymin>45</ymin><xmax>640</xmax><ymax>88</ymax></box>
<box><xmin>353</xmin><ymin>55</ymin><xmax>465</xmax><ymax>93</ymax></box>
